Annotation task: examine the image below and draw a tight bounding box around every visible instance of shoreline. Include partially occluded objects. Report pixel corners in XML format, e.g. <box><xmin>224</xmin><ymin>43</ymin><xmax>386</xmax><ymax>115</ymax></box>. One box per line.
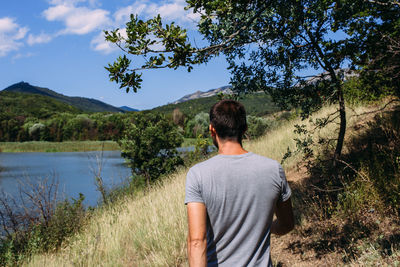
<box><xmin>0</xmin><ymin>138</ymin><xmax>202</xmax><ymax>153</ymax></box>
<box><xmin>0</xmin><ymin>141</ymin><xmax>120</xmax><ymax>153</ymax></box>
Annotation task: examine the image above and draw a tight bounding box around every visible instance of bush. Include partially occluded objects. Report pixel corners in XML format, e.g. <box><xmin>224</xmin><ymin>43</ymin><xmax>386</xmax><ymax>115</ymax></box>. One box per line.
<box><xmin>0</xmin><ymin>180</ymin><xmax>87</xmax><ymax>266</ymax></box>
<box><xmin>343</xmin><ymin>76</ymin><xmax>392</xmax><ymax>105</ymax></box>
<box><xmin>184</xmin><ymin>112</ymin><xmax>209</xmax><ymax>138</ymax></box>
<box><xmin>118</xmin><ymin>112</ymin><xmax>184</xmax><ymax>187</ymax></box>
<box><xmin>246</xmin><ymin>115</ymin><xmax>272</xmax><ymax>139</ymax></box>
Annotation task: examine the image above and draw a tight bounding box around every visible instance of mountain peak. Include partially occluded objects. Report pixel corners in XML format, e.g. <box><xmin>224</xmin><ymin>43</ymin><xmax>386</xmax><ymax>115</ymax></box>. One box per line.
<box><xmin>172</xmin><ymin>85</ymin><xmax>232</xmax><ymax>104</ymax></box>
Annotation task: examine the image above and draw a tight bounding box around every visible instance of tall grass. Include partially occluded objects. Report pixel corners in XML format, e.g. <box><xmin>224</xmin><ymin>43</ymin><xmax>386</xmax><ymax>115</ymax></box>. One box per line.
<box><xmin>0</xmin><ymin>141</ymin><xmax>119</xmax><ymax>153</ymax></box>
<box><xmin>24</xmin><ymin>103</ymin><xmax>386</xmax><ymax>266</ymax></box>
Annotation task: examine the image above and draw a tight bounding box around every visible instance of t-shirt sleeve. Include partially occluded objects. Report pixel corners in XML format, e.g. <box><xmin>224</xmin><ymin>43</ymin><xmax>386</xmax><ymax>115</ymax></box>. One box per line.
<box><xmin>278</xmin><ymin>164</ymin><xmax>292</xmax><ymax>202</ymax></box>
<box><xmin>184</xmin><ymin>167</ymin><xmax>204</xmax><ymax>205</ymax></box>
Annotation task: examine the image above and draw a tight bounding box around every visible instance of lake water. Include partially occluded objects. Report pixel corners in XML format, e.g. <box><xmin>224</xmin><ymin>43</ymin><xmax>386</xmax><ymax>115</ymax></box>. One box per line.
<box><xmin>0</xmin><ymin>151</ymin><xmax>131</xmax><ymax>207</ymax></box>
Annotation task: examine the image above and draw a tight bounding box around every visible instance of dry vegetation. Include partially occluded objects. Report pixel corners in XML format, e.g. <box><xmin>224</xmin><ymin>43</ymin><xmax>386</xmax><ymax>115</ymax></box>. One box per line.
<box><xmin>25</xmin><ymin>102</ymin><xmax>399</xmax><ymax>266</ymax></box>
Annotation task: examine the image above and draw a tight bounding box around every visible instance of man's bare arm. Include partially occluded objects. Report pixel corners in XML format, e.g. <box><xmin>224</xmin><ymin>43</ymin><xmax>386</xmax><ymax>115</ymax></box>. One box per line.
<box><xmin>187</xmin><ymin>202</ymin><xmax>207</xmax><ymax>267</ymax></box>
<box><xmin>271</xmin><ymin>197</ymin><xmax>294</xmax><ymax>235</ymax></box>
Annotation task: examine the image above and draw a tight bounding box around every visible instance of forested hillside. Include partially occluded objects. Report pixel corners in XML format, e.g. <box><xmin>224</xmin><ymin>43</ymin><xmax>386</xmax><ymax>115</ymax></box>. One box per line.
<box><xmin>3</xmin><ymin>82</ymin><xmax>124</xmax><ymax>113</ymax></box>
<box><xmin>0</xmin><ymin>91</ymin><xmax>80</xmax><ymax>118</ymax></box>
<box><xmin>152</xmin><ymin>92</ymin><xmax>279</xmax><ymax>117</ymax></box>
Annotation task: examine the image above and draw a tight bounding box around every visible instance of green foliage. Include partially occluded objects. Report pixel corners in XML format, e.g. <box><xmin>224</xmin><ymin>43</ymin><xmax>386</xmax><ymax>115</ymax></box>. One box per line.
<box><xmin>186</xmin><ymin>134</ymin><xmax>213</xmax><ymax>163</ymax></box>
<box><xmin>0</xmin><ymin>102</ymin><xmax>131</xmax><ymax>142</ymax></box>
<box><xmin>0</xmin><ymin>194</ymin><xmax>87</xmax><ymax>266</ymax></box>
<box><xmin>340</xmin><ymin>108</ymin><xmax>400</xmax><ymax>214</ymax></box>
<box><xmin>151</xmin><ymin>92</ymin><xmax>279</xmax><ymax>118</ymax></box>
<box><xmin>246</xmin><ymin>115</ymin><xmax>275</xmax><ymax>139</ymax></box>
<box><xmin>118</xmin><ymin>112</ymin><xmax>184</xmax><ymax>186</ymax></box>
<box><xmin>0</xmin><ymin>91</ymin><xmax>80</xmax><ymax>119</ymax></box>
<box><xmin>104</xmin><ymin>14</ymin><xmax>200</xmax><ymax>93</ymax></box>
<box><xmin>184</xmin><ymin>112</ymin><xmax>209</xmax><ymax>138</ymax></box>
<box><xmin>343</xmin><ymin>76</ymin><xmax>394</xmax><ymax>105</ymax></box>
<box><xmin>4</xmin><ymin>82</ymin><xmax>123</xmax><ymax>113</ymax></box>
<box><xmin>106</xmin><ymin>0</ymin><xmax>400</xmax><ymax>161</ymax></box>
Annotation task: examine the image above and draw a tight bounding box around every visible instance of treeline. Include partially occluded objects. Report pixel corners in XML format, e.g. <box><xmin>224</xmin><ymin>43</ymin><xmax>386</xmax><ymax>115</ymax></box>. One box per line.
<box><xmin>0</xmin><ymin>111</ymin><xmax>130</xmax><ymax>142</ymax></box>
<box><xmin>0</xmin><ymin>90</ymin><xmax>287</xmax><ymax>142</ymax></box>
<box><xmin>0</xmin><ymin>91</ymin><xmax>131</xmax><ymax>142</ymax></box>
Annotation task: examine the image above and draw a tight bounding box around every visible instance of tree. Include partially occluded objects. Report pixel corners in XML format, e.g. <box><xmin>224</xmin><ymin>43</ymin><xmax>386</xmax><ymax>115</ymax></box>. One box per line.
<box><xmin>105</xmin><ymin>0</ymin><xmax>400</xmax><ymax>163</ymax></box>
<box><xmin>118</xmin><ymin>112</ymin><xmax>184</xmax><ymax>188</ymax></box>
<box><xmin>172</xmin><ymin>108</ymin><xmax>185</xmax><ymax>128</ymax></box>
<box><xmin>184</xmin><ymin>112</ymin><xmax>209</xmax><ymax>138</ymax></box>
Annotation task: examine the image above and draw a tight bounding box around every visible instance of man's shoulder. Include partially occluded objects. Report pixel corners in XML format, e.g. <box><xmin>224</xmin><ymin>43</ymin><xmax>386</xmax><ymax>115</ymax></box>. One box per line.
<box><xmin>248</xmin><ymin>152</ymin><xmax>279</xmax><ymax>163</ymax></box>
<box><xmin>188</xmin><ymin>155</ymin><xmax>221</xmax><ymax>172</ymax></box>
<box><xmin>189</xmin><ymin>152</ymin><xmax>280</xmax><ymax>172</ymax></box>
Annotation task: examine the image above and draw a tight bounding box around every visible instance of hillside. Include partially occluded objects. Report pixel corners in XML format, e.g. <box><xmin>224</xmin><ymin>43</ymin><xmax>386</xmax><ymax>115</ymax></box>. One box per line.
<box><xmin>0</xmin><ymin>91</ymin><xmax>80</xmax><ymax>119</ymax></box>
<box><xmin>119</xmin><ymin>106</ymin><xmax>139</xmax><ymax>112</ymax></box>
<box><xmin>25</xmin><ymin>102</ymin><xmax>400</xmax><ymax>266</ymax></box>
<box><xmin>152</xmin><ymin>91</ymin><xmax>280</xmax><ymax>117</ymax></box>
<box><xmin>172</xmin><ymin>85</ymin><xmax>232</xmax><ymax>104</ymax></box>
<box><xmin>3</xmin><ymin>82</ymin><xmax>124</xmax><ymax>113</ymax></box>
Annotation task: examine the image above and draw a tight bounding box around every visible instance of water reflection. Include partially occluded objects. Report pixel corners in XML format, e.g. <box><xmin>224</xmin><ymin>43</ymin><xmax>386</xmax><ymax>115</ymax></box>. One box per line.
<box><xmin>0</xmin><ymin>151</ymin><xmax>131</xmax><ymax>207</ymax></box>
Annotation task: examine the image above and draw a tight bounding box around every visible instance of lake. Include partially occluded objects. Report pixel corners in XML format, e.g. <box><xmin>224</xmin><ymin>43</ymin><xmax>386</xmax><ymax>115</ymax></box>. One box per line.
<box><xmin>0</xmin><ymin>151</ymin><xmax>131</xmax><ymax>207</ymax></box>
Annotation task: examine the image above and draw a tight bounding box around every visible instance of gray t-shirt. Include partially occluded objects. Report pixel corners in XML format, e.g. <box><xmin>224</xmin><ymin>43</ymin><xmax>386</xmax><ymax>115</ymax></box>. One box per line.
<box><xmin>185</xmin><ymin>152</ymin><xmax>291</xmax><ymax>267</ymax></box>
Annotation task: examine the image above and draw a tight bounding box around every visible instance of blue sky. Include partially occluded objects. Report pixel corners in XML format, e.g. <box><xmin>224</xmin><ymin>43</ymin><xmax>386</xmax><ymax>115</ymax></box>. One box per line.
<box><xmin>0</xmin><ymin>0</ymin><xmax>231</xmax><ymax>110</ymax></box>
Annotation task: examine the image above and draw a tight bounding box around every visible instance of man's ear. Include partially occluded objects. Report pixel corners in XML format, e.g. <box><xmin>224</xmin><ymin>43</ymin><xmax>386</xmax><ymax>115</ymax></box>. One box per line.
<box><xmin>209</xmin><ymin>124</ymin><xmax>216</xmax><ymax>136</ymax></box>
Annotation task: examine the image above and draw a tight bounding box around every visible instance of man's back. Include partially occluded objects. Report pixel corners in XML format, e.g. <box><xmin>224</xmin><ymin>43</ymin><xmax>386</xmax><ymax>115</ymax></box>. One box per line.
<box><xmin>185</xmin><ymin>152</ymin><xmax>291</xmax><ymax>266</ymax></box>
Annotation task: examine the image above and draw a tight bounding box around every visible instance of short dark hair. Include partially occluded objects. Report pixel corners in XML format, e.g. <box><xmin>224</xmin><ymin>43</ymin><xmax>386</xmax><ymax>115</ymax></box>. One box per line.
<box><xmin>209</xmin><ymin>99</ymin><xmax>247</xmax><ymax>143</ymax></box>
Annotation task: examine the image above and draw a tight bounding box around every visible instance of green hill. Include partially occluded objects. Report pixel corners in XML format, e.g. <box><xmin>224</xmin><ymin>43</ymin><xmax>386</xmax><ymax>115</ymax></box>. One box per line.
<box><xmin>0</xmin><ymin>91</ymin><xmax>80</xmax><ymax>119</ymax></box>
<box><xmin>151</xmin><ymin>92</ymin><xmax>280</xmax><ymax>117</ymax></box>
<box><xmin>3</xmin><ymin>82</ymin><xmax>123</xmax><ymax>113</ymax></box>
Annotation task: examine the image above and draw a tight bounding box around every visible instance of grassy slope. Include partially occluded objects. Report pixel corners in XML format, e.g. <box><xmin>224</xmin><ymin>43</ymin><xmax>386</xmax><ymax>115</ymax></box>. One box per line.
<box><xmin>25</xmin><ymin>103</ymin><xmax>397</xmax><ymax>266</ymax></box>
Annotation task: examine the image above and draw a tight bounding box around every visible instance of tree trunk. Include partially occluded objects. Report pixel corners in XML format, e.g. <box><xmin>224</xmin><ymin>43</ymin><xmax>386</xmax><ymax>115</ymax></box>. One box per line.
<box><xmin>333</xmin><ymin>80</ymin><xmax>346</xmax><ymax>165</ymax></box>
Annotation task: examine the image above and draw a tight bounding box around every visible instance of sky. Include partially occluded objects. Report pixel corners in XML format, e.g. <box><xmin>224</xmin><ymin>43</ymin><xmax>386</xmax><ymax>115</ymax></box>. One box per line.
<box><xmin>0</xmin><ymin>0</ymin><xmax>231</xmax><ymax>110</ymax></box>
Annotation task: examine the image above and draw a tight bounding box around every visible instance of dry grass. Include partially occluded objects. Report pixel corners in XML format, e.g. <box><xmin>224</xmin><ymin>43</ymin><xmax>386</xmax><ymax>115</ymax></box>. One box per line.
<box><xmin>24</xmin><ymin>102</ymin><xmax>394</xmax><ymax>267</ymax></box>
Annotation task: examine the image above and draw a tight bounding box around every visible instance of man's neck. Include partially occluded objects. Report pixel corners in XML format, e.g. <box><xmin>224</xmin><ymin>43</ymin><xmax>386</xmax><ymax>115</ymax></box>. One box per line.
<box><xmin>217</xmin><ymin>139</ymin><xmax>248</xmax><ymax>155</ymax></box>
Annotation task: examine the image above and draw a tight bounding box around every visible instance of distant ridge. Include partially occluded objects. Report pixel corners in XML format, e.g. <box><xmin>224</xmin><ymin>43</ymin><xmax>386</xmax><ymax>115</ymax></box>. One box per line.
<box><xmin>172</xmin><ymin>85</ymin><xmax>232</xmax><ymax>104</ymax></box>
<box><xmin>119</xmin><ymin>106</ymin><xmax>139</xmax><ymax>112</ymax></box>
<box><xmin>3</xmin><ymin>82</ymin><xmax>127</xmax><ymax>113</ymax></box>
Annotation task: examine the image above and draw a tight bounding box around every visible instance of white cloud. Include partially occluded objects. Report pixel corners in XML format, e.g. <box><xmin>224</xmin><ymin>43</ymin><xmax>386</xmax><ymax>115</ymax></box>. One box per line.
<box><xmin>91</xmin><ymin>28</ymin><xmax>127</xmax><ymax>54</ymax></box>
<box><xmin>27</xmin><ymin>33</ymin><xmax>53</xmax><ymax>45</ymax></box>
<box><xmin>91</xmin><ymin>31</ymin><xmax>116</xmax><ymax>54</ymax></box>
<box><xmin>114</xmin><ymin>3</ymin><xmax>147</xmax><ymax>24</ymax></box>
<box><xmin>43</xmin><ymin>1</ymin><xmax>111</xmax><ymax>35</ymax></box>
<box><xmin>0</xmin><ymin>17</ymin><xmax>29</xmax><ymax>57</ymax></box>
<box><xmin>12</xmin><ymin>52</ymin><xmax>35</xmax><ymax>62</ymax></box>
<box><xmin>39</xmin><ymin>0</ymin><xmax>200</xmax><ymax>55</ymax></box>
<box><xmin>114</xmin><ymin>0</ymin><xmax>200</xmax><ymax>27</ymax></box>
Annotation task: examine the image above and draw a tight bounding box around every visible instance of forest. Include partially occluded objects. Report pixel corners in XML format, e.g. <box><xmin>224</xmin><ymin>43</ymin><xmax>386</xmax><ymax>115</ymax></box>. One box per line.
<box><xmin>0</xmin><ymin>89</ymin><xmax>283</xmax><ymax>143</ymax></box>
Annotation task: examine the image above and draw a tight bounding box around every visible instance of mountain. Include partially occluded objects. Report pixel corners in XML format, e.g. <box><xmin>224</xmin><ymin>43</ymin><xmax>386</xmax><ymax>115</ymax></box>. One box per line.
<box><xmin>3</xmin><ymin>82</ymin><xmax>125</xmax><ymax>113</ymax></box>
<box><xmin>0</xmin><ymin>91</ymin><xmax>81</xmax><ymax>119</ymax></box>
<box><xmin>119</xmin><ymin>106</ymin><xmax>139</xmax><ymax>112</ymax></box>
<box><xmin>172</xmin><ymin>85</ymin><xmax>232</xmax><ymax>104</ymax></box>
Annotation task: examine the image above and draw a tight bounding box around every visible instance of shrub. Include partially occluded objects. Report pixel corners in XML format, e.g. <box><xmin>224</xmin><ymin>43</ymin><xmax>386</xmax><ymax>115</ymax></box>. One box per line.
<box><xmin>118</xmin><ymin>112</ymin><xmax>184</xmax><ymax>187</ymax></box>
<box><xmin>184</xmin><ymin>112</ymin><xmax>209</xmax><ymax>138</ymax></box>
<box><xmin>0</xmin><ymin>178</ymin><xmax>87</xmax><ymax>265</ymax></box>
<box><xmin>246</xmin><ymin>115</ymin><xmax>275</xmax><ymax>139</ymax></box>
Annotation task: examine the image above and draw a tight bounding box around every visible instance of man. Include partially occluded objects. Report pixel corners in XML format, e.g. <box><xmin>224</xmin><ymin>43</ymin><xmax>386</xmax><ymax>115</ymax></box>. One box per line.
<box><xmin>185</xmin><ymin>99</ymin><xmax>294</xmax><ymax>266</ymax></box>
